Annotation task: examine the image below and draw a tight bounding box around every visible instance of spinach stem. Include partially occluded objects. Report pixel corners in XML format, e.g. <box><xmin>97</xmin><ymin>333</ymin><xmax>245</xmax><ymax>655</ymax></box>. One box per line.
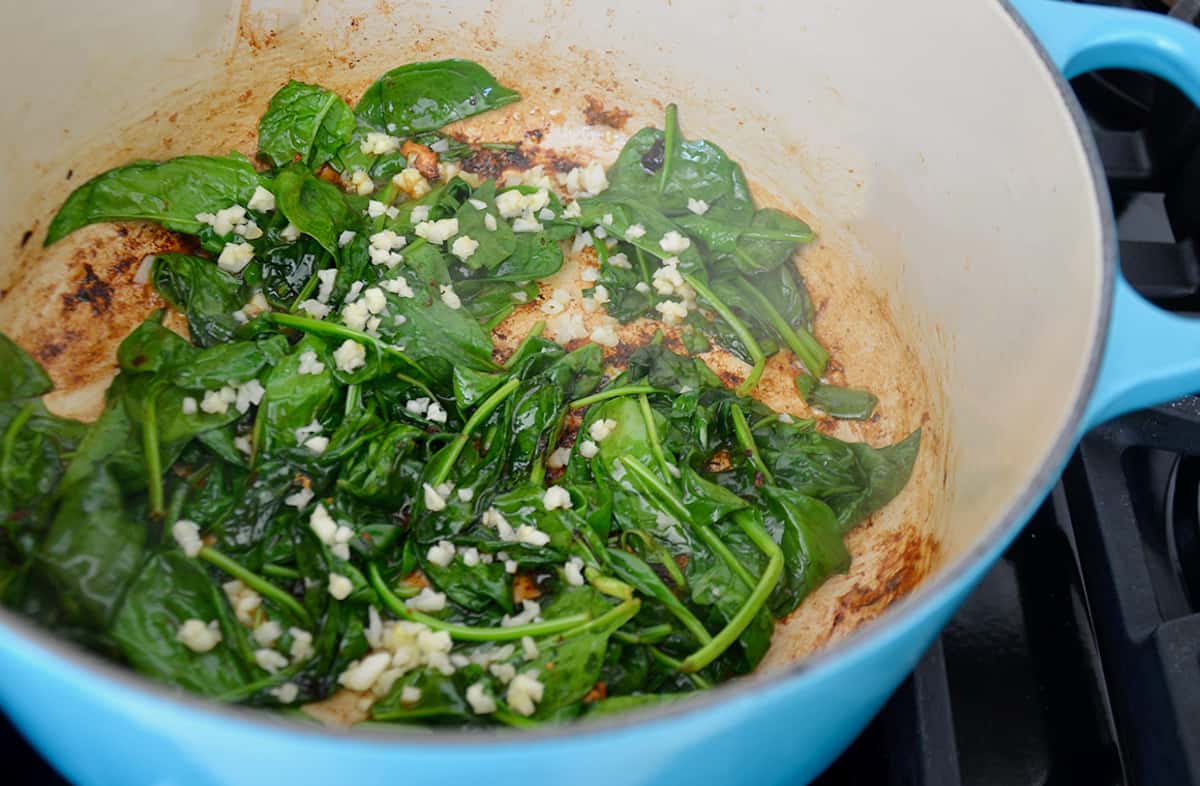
<box><xmin>344</xmin><ymin>384</ymin><xmax>361</xmax><ymax>417</ymax></box>
<box><xmin>142</xmin><ymin>392</ymin><xmax>164</xmax><ymax>517</ymax></box>
<box><xmin>657</xmin><ymin>103</ymin><xmax>679</xmax><ymax>194</ymax></box>
<box><xmin>249</xmin><ymin>403</ymin><xmax>267</xmax><ymax>470</ymax></box>
<box><xmin>367</xmin><ymin>563</ymin><xmax>587</xmax><ymax>641</ymax></box>
<box><xmin>262</xmin><ymin>564</ymin><xmax>302</xmax><ymax>580</ymax></box>
<box><xmin>647</xmin><ymin>647</ymin><xmax>711</xmax><ymax>689</ymax></box>
<box><xmin>483</xmin><ymin>306</ymin><xmax>515</xmax><ymax>333</ymax></box>
<box><xmin>606</xmin><ymin>551</ymin><xmax>711</xmax><ymax>646</ymax></box>
<box><xmin>730</xmin><ymin>404</ymin><xmax>774</xmax><ymax>485</ymax></box>
<box><xmin>678</xmin><ymin>510</ymin><xmax>783</xmax><ymax>673</ymax></box>
<box><xmin>620</xmin><ymin>530</ymin><xmax>687</xmax><ymax>591</ymax></box>
<box><xmin>266</xmin><ymin>312</ymin><xmax>439</xmax><ymax>378</ymax></box>
<box><xmin>530</xmin><ymin>409</ymin><xmax>567</xmax><ymax>487</ymax></box>
<box><xmin>612</xmin><ymin>624</ymin><xmax>673</xmax><ymax>645</ymax></box>
<box><xmin>619</xmin><ymin>456</ymin><xmax>690</xmax><ymax>523</ymax></box>
<box><xmin>682</xmin><ymin>274</ymin><xmax>765</xmax><ymax>396</ymax></box>
<box><xmin>561</xmin><ymin>598</ymin><xmax>640</xmax><ymax>639</ymax></box>
<box><xmin>430</xmin><ymin>377</ymin><xmax>520</xmax><ymax>487</ymax></box>
<box><xmin>750</xmin><ymin>413</ymin><xmax>780</xmax><ymax>430</ymax></box>
<box><xmin>732</xmin><ymin>277</ymin><xmax>827</xmax><ymax>376</ymax></box>
<box><xmin>217</xmin><ymin>669</ymin><xmax>299</xmax><ymax>703</ymax></box>
<box><xmin>619</xmin><ymin>457</ymin><xmax>755</xmax><ymax>589</ymax></box>
<box><xmin>633</xmin><ymin>246</ymin><xmax>653</xmax><ymax>288</ymax></box>
<box><xmin>584</xmin><ymin>568</ymin><xmax>634</xmax><ymax>601</ymax></box>
<box><xmin>504</xmin><ymin>321</ymin><xmax>546</xmax><ymax>369</ymax></box>
<box><xmin>372</xmin><ymin>182</ymin><xmax>401</xmax><ymax>231</ymax></box>
<box><xmin>288</xmin><ymin>256</ymin><xmax>329</xmax><ymax>312</ymax></box>
<box><xmin>569</xmin><ymin>385</ymin><xmax>669</xmax><ymax>409</ymax></box>
<box><xmin>162</xmin><ymin>483</ymin><xmax>190</xmax><ymax>543</ymax></box>
<box><xmin>697</xmin><ymin>524</ymin><xmax>757</xmax><ymax>590</ymax></box>
<box><xmin>1</xmin><ymin>402</ymin><xmax>35</xmax><ymax>475</ymax></box>
<box><xmin>199</xmin><ymin>547</ymin><xmax>311</xmax><ymax>625</ymax></box>
<box><xmin>593</xmin><ymin>232</ymin><xmax>610</xmax><ymax>266</ymax></box>
<box><xmin>638</xmin><ymin>394</ymin><xmax>674</xmax><ymax>486</ymax></box>
<box><xmin>738</xmin><ymin>227</ymin><xmax>814</xmax><ymax>243</ymax></box>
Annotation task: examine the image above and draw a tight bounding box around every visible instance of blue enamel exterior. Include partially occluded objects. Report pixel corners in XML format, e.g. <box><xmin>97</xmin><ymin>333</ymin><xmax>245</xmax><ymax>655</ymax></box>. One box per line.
<box><xmin>1010</xmin><ymin>0</ymin><xmax>1200</xmax><ymax>431</ymax></box>
<box><xmin>1</xmin><ymin>2</ymin><xmax>1199</xmax><ymax>784</ymax></box>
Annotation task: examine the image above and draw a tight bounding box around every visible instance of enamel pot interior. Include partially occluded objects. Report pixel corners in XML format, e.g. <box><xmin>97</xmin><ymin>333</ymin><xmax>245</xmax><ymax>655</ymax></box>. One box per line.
<box><xmin>0</xmin><ymin>0</ymin><xmax>1106</xmax><ymax>774</ymax></box>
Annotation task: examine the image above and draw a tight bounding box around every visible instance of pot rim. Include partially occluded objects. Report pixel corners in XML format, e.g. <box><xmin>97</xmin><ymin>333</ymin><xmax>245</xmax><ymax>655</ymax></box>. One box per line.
<box><xmin>0</xmin><ymin>0</ymin><xmax>1115</xmax><ymax>751</ymax></box>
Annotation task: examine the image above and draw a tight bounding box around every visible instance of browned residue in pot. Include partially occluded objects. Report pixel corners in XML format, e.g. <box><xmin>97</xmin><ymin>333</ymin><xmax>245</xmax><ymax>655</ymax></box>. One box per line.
<box><xmin>583</xmin><ymin>96</ymin><xmax>631</xmax><ymax>130</ymax></box>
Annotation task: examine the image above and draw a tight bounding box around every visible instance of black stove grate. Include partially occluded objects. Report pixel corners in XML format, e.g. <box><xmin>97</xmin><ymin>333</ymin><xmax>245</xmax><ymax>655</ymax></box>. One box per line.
<box><xmin>8</xmin><ymin>1</ymin><xmax>1200</xmax><ymax>784</ymax></box>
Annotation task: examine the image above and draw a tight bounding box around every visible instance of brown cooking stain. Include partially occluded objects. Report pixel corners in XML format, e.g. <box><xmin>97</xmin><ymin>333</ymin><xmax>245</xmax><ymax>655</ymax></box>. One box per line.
<box><xmin>3</xmin><ymin>223</ymin><xmax>192</xmax><ymax>419</ymax></box>
<box><xmin>2</xmin><ymin>11</ymin><xmax>948</xmax><ymax>691</ymax></box>
<box><xmin>583</xmin><ymin>95</ymin><xmax>631</xmax><ymax>130</ymax></box>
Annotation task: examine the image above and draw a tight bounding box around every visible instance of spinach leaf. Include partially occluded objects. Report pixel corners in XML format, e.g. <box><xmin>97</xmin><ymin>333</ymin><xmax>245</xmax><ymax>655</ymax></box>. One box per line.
<box><xmin>273</xmin><ymin>164</ymin><xmax>362</xmax><ymax>255</ymax></box>
<box><xmin>112</xmin><ymin>550</ymin><xmax>256</xmax><ymax>696</ymax></box>
<box><xmin>604</xmin><ymin>123</ymin><xmax>754</xmax><ymax>215</ymax></box>
<box><xmin>38</xmin><ymin>466</ymin><xmax>148</xmax><ymax>627</ymax></box>
<box><xmin>152</xmin><ymin>254</ymin><xmax>247</xmax><ymax>347</ymax></box>
<box><xmin>258</xmin><ymin>234</ymin><xmax>327</xmax><ymax>308</ymax></box>
<box><xmin>758</xmin><ymin>425</ymin><xmax>921</xmax><ymax>530</ymax></box>
<box><xmin>0</xmin><ymin>333</ymin><xmax>52</xmax><ymax>401</ymax></box>
<box><xmin>796</xmin><ymin>375</ymin><xmax>879</xmax><ymax>421</ymax></box>
<box><xmin>45</xmin><ymin>154</ymin><xmax>261</xmax><ymax>245</ymax></box>
<box><xmin>760</xmin><ymin>487</ymin><xmax>850</xmax><ymax>616</ymax></box>
<box><xmin>0</xmin><ymin>400</ymin><xmax>86</xmax><ymax>600</ymax></box>
<box><xmin>256</xmin><ymin>337</ymin><xmax>338</xmax><ymax>457</ymax></box>
<box><xmin>453</xmin><ymin>182</ymin><xmax>515</xmax><ymax>270</ymax></box>
<box><xmin>370</xmin><ymin>261</ymin><xmax>496</xmax><ymax>384</ymax></box>
<box><xmin>487</xmin><ymin>234</ymin><xmax>565</xmax><ymax>282</ymax></box>
<box><xmin>453</xmin><ymin>279</ymin><xmax>536</xmax><ymax>330</ymax></box>
<box><xmin>258</xmin><ymin>80</ymin><xmax>356</xmax><ymax>169</ymax></box>
<box><xmin>355</xmin><ymin>59</ymin><xmax>519</xmax><ymax>136</ymax></box>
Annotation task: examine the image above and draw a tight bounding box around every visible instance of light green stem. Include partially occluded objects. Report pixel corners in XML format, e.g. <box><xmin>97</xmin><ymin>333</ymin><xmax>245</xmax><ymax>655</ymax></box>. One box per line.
<box><xmin>584</xmin><ymin>567</ymin><xmax>634</xmax><ymax>601</ymax></box>
<box><xmin>648</xmin><ymin>647</ymin><xmax>711</xmax><ymax>689</ymax></box>
<box><xmin>638</xmin><ymin>394</ymin><xmax>674</xmax><ymax>485</ymax></box>
<box><xmin>504</xmin><ymin>321</ymin><xmax>546</xmax><ymax>369</ymax></box>
<box><xmin>569</xmin><ymin>385</ymin><xmax>669</xmax><ymax>410</ymax></box>
<box><xmin>367</xmin><ymin>563</ymin><xmax>588</xmax><ymax>641</ymax></box>
<box><xmin>678</xmin><ymin>510</ymin><xmax>783</xmax><ymax>673</ymax></box>
<box><xmin>730</xmin><ymin>403</ymin><xmax>774</xmax><ymax>485</ymax></box>
<box><xmin>732</xmin><ymin>277</ymin><xmax>827</xmax><ymax>376</ymax></box>
<box><xmin>430</xmin><ymin>377</ymin><xmax>520</xmax><ymax>487</ymax></box>
<box><xmin>657</xmin><ymin>103</ymin><xmax>679</xmax><ymax>194</ymax></box>
<box><xmin>199</xmin><ymin>547</ymin><xmax>311</xmax><ymax>625</ymax></box>
<box><xmin>142</xmin><ymin>392</ymin><xmax>164</xmax><ymax>517</ymax></box>
<box><xmin>561</xmin><ymin>598</ymin><xmax>640</xmax><ymax>639</ymax></box>
<box><xmin>1</xmin><ymin>402</ymin><xmax>36</xmax><ymax>476</ymax></box>
<box><xmin>619</xmin><ymin>457</ymin><xmax>755</xmax><ymax>589</ymax></box>
<box><xmin>682</xmin><ymin>274</ymin><xmax>765</xmax><ymax>396</ymax></box>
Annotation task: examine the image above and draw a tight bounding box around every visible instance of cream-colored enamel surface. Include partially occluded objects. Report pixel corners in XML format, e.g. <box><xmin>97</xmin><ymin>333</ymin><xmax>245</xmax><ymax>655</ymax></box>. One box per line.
<box><xmin>0</xmin><ymin>0</ymin><xmax>1103</xmax><ymax>673</ymax></box>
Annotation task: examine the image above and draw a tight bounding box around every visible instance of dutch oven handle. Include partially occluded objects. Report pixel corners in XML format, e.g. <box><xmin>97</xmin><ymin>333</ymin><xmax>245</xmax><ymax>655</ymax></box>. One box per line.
<box><xmin>1013</xmin><ymin>0</ymin><xmax>1200</xmax><ymax>431</ymax></box>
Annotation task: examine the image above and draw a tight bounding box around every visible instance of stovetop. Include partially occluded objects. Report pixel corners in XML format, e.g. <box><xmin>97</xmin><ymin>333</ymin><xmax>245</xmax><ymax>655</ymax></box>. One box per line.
<box><xmin>6</xmin><ymin>1</ymin><xmax>1200</xmax><ymax>783</ymax></box>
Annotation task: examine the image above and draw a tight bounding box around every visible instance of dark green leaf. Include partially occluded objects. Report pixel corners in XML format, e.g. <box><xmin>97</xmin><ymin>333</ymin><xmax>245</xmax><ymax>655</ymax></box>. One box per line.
<box><xmin>38</xmin><ymin>466</ymin><xmax>148</xmax><ymax>627</ymax></box>
<box><xmin>273</xmin><ymin>164</ymin><xmax>361</xmax><ymax>255</ymax></box>
<box><xmin>45</xmin><ymin>154</ymin><xmax>261</xmax><ymax>245</ymax></box>
<box><xmin>355</xmin><ymin>59</ymin><xmax>519</xmax><ymax>136</ymax></box>
<box><xmin>0</xmin><ymin>333</ymin><xmax>52</xmax><ymax>401</ymax></box>
<box><xmin>112</xmin><ymin>550</ymin><xmax>256</xmax><ymax>696</ymax></box>
<box><xmin>760</xmin><ymin>487</ymin><xmax>850</xmax><ymax>616</ymax></box>
<box><xmin>258</xmin><ymin>80</ymin><xmax>355</xmax><ymax>169</ymax></box>
<box><xmin>804</xmin><ymin>381</ymin><xmax>878</xmax><ymax>420</ymax></box>
<box><xmin>152</xmin><ymin>254</ymin><xmax>248</xmax><ymax>348</ymax></box>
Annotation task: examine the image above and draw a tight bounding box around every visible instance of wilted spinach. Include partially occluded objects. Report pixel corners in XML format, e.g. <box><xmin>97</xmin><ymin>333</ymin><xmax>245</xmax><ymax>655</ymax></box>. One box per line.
<box><xmin>8</xmin><ymin>58</ymin><xmax>922</xmax><ymax>730</ymax></box>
